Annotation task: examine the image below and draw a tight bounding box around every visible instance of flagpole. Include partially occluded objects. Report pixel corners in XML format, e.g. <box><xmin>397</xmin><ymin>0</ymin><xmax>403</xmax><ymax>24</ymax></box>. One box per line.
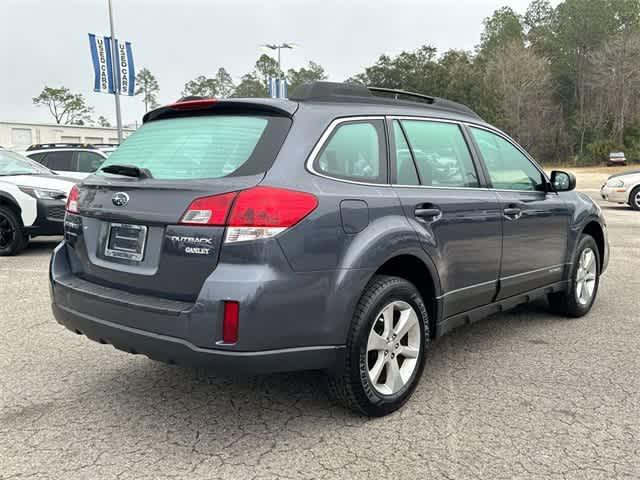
<box><xmin>108</xmin><ymin>0</ymin><xmax>123</xmax><ymax>143</ymax></box>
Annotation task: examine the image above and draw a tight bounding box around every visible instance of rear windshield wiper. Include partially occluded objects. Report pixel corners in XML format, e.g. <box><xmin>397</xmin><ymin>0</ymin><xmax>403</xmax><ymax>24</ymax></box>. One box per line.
<box><xmin>101</xmin><ymin>164</ymin><xmax>153</xmax><ymax>179</ymax></box>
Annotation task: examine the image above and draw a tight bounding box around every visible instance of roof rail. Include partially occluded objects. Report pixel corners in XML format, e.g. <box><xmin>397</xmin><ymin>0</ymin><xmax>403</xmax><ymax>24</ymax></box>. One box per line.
<box><xmin>26</xmin><ymin>143</ymin><xmax>99</xmax><ymax>151</ymax></box>
<box><xmin>368</xmin><ymin>87</ymin><xmax>435</xmax><ymax>104</ymax></box>
<box><xmin>289</xmin><ymin>82</ymin><xmax>371</xmax><ymax>101</ymax></box>
<box><xmin>289</xmin><ymin>81</ymin><xmax>481</xmax><ymax>119</ymax></box>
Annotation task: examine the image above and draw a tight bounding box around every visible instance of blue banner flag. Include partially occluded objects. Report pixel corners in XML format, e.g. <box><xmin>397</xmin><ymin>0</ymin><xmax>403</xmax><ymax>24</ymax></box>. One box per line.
<box><xmin>115</xmin><ymin>39</ymin><xmax>136</xmax><ymax>96</ymax></box>
<box><xmin>268</xmin><ymin>77</ymin><xmax>288</xmax><ymax>99</ymax></box>
<box><xmin>89</xmin><ymin>34</ymin><xmax>135</xmax><ymax>96</ymax></box>
<box><xmin>89</xmin><ymin>34</ymin><xmax>115</xmax><ymax>94</ymax></box>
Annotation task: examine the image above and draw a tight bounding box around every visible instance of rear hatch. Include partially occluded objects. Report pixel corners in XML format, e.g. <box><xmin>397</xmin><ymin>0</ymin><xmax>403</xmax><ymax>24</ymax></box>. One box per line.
<box><xmin>64</xmin><ymin>100</ymin><xmax>294</xmax><ymax>301</ymax></box>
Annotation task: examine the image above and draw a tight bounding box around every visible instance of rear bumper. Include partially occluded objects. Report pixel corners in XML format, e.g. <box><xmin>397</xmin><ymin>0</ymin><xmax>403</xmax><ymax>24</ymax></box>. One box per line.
<box><xmin>50</xmin><ymin>241</ymin><xmax>349</xmax><ymax>373</ymax></box>
<box><xmin>52</xmin><ymin>302</ymin><xmax>344</xmax><ymax>373</ymax></box>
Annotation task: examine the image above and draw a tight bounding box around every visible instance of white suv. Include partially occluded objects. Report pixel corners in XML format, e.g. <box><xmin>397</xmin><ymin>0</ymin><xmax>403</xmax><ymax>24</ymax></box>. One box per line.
<box><xmin>0</xmin><ymin>149</ymin><xmax>76</xmax><ymax>255</ymax></box>
<box><xmin>24</xmin><ymin>144</ymin><xmax>112</xmax><ymax>180</ymax></box>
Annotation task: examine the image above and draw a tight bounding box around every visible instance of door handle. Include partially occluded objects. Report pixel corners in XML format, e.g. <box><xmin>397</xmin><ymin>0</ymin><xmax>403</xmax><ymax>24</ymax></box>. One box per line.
<box><xmin>414</xmin><ymin>207</ymin><xmax>442</xmax><ymax>219</ymax></box>
<box><xmin>503</xmin><ymin>207</ymin><xmax>522</xmax><ymax>219</ymax></box>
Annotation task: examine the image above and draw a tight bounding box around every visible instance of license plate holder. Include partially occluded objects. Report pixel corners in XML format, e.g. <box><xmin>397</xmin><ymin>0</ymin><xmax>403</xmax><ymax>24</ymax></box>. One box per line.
<box><xmin>104</xmin><ymin>223</ymin><xmax>148</xmax><ymax>262</ymax></box>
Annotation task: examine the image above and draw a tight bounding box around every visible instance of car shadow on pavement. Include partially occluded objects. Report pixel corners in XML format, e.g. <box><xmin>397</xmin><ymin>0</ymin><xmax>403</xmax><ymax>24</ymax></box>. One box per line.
<box><xmin>21</xmin><ymin>237</ymin><xmax>63</xmax><ymax>256</ymax></box>
<box><xmin>66</xmin><ymin>297</ymin><xmax>570</xmax><ymax>432</ymax></box>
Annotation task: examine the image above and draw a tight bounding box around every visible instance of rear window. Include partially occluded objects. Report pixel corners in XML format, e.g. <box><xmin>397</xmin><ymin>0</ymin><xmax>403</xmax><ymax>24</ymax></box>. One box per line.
<box><xmin>314</xmin><ymin>119</ymin><xmax>387</xmax><ymax>183</ymax></box>
<box><xmin>98</xmin><ymin>115</ymin><xmax>290</xmax><ymax>180</ymax></box>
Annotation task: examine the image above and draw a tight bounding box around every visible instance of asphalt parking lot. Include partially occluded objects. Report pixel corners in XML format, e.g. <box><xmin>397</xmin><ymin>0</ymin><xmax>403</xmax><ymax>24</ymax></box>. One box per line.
<box><xmin>1</xmin><ymin>189</ymin><xmax>639</xmax><ymax>479</ymax></box>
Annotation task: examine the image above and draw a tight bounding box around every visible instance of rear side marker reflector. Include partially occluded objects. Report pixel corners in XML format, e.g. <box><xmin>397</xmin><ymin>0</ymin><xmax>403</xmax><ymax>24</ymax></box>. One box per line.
<box><xmin>222</xmin><ymin>301</ymin><xmax>239</xmax><ymax>344</ymax></box>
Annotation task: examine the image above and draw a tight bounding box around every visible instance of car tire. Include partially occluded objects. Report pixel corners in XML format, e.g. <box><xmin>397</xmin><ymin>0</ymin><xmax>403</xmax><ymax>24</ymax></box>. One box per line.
<box><xmin>327</xmin><ymin>275</ymin><xmax>429</xmax><ymax>416</ymax></box>
<box><xmin>548</xmin><ymin>235</ymin><xmax>600</xmax><ymax>317</ymax></box>
<box><xmin>0</xmin><ymin>206</ymin><xmax>27</xmax><ymax>256</ymax></box>
<box><xmin>628</xmin><ymin>186</ymin><xmax>640</xmax><ymax>211</ymax></box>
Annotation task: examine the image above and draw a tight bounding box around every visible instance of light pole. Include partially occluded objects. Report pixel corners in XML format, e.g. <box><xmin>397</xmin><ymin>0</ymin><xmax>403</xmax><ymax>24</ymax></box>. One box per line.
<box><xmin>107</xmin><ymin>0</ymin><xmax>123</xmax><ymax>143</ymax></box>
<box><xmin>261</xmin><ymin>43</ymin><xmax>296</xmax><ymax>72</ymax></box>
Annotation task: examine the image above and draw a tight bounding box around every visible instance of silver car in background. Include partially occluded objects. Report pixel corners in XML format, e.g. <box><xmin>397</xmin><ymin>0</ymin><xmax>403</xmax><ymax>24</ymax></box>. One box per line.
<box><xmin>601</xmin><ymin>169</ymin><xmax>640</xmax><ymax>210</ymax></box>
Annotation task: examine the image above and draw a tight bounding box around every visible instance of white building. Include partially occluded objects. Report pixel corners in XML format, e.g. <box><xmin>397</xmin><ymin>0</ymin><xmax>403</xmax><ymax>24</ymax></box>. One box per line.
<box><xmin>0</xmin><ymin>121</ymin><xmax>136</xmax><ymax>150</ymax></box>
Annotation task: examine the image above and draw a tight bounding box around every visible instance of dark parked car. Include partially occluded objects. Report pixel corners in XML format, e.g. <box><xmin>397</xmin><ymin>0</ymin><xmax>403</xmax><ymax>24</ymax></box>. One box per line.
<box><xmin>50</xmin><ymin>82</ymin><xmax>609</xmax><ymax>416</ymax></box>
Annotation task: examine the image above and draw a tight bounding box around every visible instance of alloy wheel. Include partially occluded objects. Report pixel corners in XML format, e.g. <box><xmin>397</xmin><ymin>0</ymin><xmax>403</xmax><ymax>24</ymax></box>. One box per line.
<box><xmin>575</xmin><ymin>247</ymin><xmax>597</xmax><ymax>306</ymax></box>
<box><xmin>366</xmin><ymin>300</ymin><xmax>421</xmax><ymax>395</ymax></box>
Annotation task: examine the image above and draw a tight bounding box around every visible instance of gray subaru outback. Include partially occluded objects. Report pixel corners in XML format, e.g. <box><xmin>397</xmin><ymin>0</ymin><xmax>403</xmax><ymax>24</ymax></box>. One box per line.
<box><xmin>51</xmin><ymin>82</ymin><xmax>608</xmax><ymax>416</ymax></box>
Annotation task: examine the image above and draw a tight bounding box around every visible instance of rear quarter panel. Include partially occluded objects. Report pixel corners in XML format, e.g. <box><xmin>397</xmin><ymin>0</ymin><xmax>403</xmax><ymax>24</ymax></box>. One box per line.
<box><xmin>261</xmin><ymin>106</ymin><xmax>443</xmax><ymax>343</ymax></box>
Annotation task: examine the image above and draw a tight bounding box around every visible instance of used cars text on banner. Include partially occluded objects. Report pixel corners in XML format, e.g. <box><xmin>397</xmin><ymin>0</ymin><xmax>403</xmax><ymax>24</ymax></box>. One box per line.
<box><xmin>115</xmin><ymin>39</ymin><xmax>135</xmax><ymax>96</ymax></box>
<box><xmin>88</xmin><ymin>33</ymin><xmax>135</xmax><ymax>96</ymax></box>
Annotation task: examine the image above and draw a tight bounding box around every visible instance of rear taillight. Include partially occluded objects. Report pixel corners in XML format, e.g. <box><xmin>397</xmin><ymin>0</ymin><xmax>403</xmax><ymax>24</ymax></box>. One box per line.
<box><xmin>180</xmin><ymin>192</ymin><xmax>237</xmax><ymax>225</ymax></box>
<box><xmin>66</xmin><ymin>185</ymin><xmax>79</xmax><ymax>213</ymax></box>
<box><xmin>225</xmin><ymin>186</ymin><xmax>318</xmax><ymax>243</ymax></box>
<box><xmin>179</xmin><ymin>186</ymin><xmax>318</xmax><ymax>243</ymax></box>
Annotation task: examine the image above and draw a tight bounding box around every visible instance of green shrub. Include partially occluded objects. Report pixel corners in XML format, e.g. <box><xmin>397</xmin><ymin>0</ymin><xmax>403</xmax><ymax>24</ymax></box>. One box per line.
<box><xmin>584</xmin><ymin>140</ymin><xmax>618</xmax><ymax>165</ymax></box>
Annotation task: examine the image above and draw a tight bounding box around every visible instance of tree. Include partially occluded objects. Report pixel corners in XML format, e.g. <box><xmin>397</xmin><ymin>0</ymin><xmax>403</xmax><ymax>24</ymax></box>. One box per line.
<box><xmin>97</xmin><ymin>116</ymin><xmax>111</xmax><ymax>127</ymax></box>
<box><xmin>349</xmin><ymin>45</ymin><xmax>442</xmax><ymax>93</ymax></box>
<box><xmin>32</xmin><ymin>86</ymin><xmax>93</xmax><ymax>125</ymax></box>
<box><xmin>135</xmin><ymin>68</ymin><xmax>160</xmax><ymax>112</ymax></box>
<box><xmin>214</xmin><ymin>67</ymin><xmax>235</xmax><ymax>98</ymax></box>
<box><xmin>286</xmin><ymin>61</ymin><xmax>327</xmax><ymax>92</ymax></box>
<box><xmin>587</xmin><ymin>31</ymin><xmax>640</xmax><ymax>145</ymax></box>
<box><xmin>342</xmin><ymin>0</ymin><xmax>640</xmax><ymax>164</ymax></box>
<box><xmin>549</xmin><ymin>0</ymin><xmax>617</xmax><ymax>153</ymax></box>
<box><xmin>255</xmin><ymin>54</ymin><xmax>282</xmax><ymax>84</ymax></box>
<box><xmin>232</xmin><ymin>72</ymin><xmax>267</xmax><ymax>98</ymax></box>
<box><xmin>182</xmin><ymin>68</ymin><xmax>235</xmax><ymax>99</ymax></box>
<box><xmin>485</xmin><ymin>40</ymin><xmax>568</xmax><ymax>162</ymax></box>
<box><xmin>182</xmin><ymin>75</ymin><xmax>218</xmax><ymax>97</ymax></box>
<box><xmin>231</xmin><ymin>55</ymin><xmax>284</xmax><ymax>98</ymax></box>
<box><xmin>437</xmin><ymin>49</ymin><xmax>493</xmax><ymax>120</ymax></box>
<box><xmin>524</xmin><ymin>0</ymin><xmax>556</xmax><ymax>53</ymax></box>
<box><xmin>479</xmin><ymin>6</ymin><xmax>525</xmax><ymax>55</ymax></box>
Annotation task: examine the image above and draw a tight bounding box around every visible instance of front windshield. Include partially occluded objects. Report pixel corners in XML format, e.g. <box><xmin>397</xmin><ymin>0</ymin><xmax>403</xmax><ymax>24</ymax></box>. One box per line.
<box><xmin>0</xmin><ymin>150</ymin><xmax>51</xmax><ymax>176</ymax></box>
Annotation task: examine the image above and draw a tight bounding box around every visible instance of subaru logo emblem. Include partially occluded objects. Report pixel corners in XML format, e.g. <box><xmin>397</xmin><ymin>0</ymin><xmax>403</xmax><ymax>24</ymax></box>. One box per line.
<box><xmin>112</xmin><ymin>192</ymin><xmax>129</xmax><ymax>207</ymax></box>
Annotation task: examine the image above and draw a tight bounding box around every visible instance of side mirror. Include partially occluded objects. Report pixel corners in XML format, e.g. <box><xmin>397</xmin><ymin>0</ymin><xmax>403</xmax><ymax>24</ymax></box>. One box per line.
<box><xmin>550</xmin><ymin>170</ymin><xmax>576</xmax><ymax>192</ymax></box>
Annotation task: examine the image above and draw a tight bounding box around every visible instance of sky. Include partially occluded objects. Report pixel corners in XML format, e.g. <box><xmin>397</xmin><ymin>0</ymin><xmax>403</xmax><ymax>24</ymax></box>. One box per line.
<box><xmin>1</xmin><ymin>0</ymin><xmax>545</xmax><ymax>126</ymax></box>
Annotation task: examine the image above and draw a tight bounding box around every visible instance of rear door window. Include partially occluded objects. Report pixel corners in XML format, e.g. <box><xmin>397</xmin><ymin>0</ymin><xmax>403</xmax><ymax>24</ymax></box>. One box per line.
<box><xmin>27</xmin><ymin>152</ymin><xmax>46</xmax><ymax>164</ymax></box>
<box><xmin>400</xmin><ymin>120</ymin><xmax>479</xmax><ymax>188</ymax></box>
<box><xmin>42</xmin><ymin>151</ymin><xmax>75</xmax><ymax>171</ymax></box>
<box><xmin>315</xmin><ymin>120</ymin><xmax>387</xmax><ymax>183</ymax></box>
<box><xmin>99</xmin><ymin>115</ymin><xmax>290</xmax><ymax>180</ymax></box>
